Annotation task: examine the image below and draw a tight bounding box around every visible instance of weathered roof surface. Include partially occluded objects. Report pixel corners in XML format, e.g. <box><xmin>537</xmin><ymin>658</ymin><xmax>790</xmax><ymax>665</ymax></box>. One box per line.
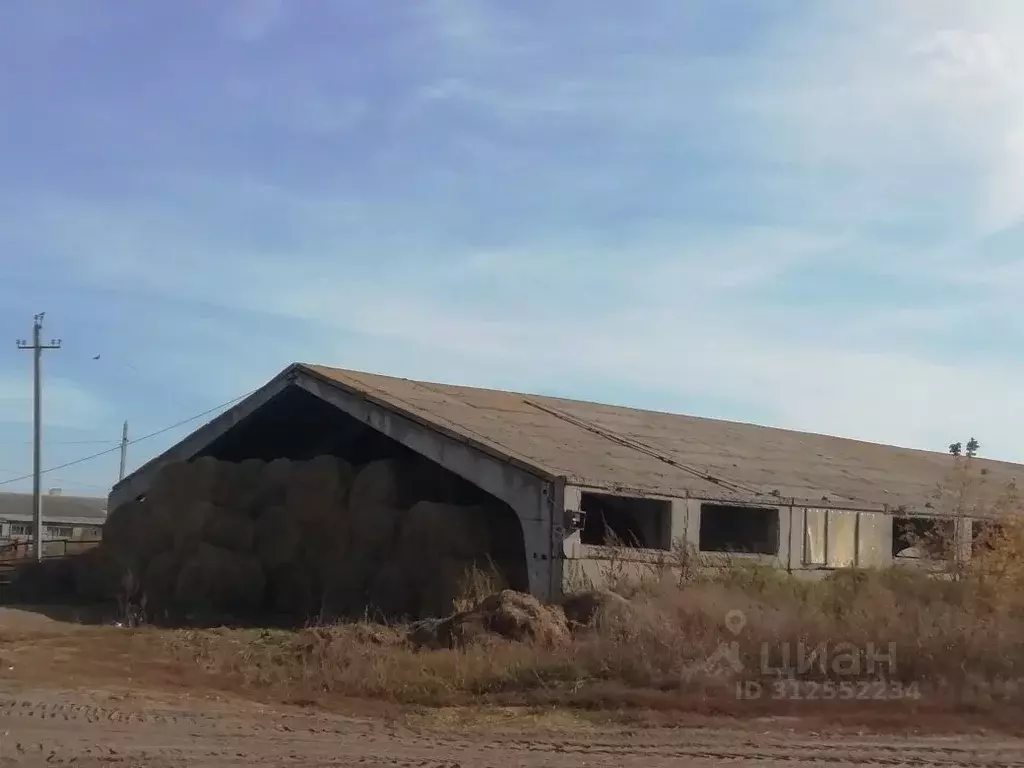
<box><xmin>0</xmin><ymin>492</ymin><xmax>107</xmax><ymax>523</ymax></box>
<box><xmin>304</xmin><ymin>364</ymin><xmax>1022</xmax><ymax>515</ymax></box>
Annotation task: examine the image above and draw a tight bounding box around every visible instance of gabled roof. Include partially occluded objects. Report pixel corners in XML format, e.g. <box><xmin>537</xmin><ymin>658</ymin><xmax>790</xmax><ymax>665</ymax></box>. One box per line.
<box><xmin>113</xmin><ymin>363</ymin><xmax>1023</xmax><ymax>517</ymax></box>
<box><xmin>302</xmin><ymin>364</ymin><xmax>1022</xmax><ymax>515</ymax></box>
<box><xmin>0</xmin><ymin>492</ymin><xmax>107</xmax><ymax>523</ymax></box>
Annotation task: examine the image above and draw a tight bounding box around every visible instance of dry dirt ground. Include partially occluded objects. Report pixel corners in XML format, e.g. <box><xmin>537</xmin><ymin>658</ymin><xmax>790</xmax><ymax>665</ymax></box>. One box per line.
<box><xmin>2</xmin><ymin>608</ymin><xmax>1024</xmax><ymax>767</ymax></box>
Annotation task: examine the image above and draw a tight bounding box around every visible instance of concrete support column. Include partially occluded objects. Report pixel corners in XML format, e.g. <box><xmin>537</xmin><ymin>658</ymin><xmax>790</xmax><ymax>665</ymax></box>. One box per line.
<box><xmin>684</xmin><ymin>499</ymin><xmax>702</xmax><ymax>549</ymax></box>
<box><xmin>669</xmin><ymin>498</ymin><xmax>688</xmax><ymax>548</ymax></box>
<box><xmin>954</xmin><ymin>515</ymin><xmax>973</xmax><ymax>564</ymax></box>
<box><xmin>518</xmin><ymin>512</ymin><xmax>557</xmax><ymax>601</ymax></box>
<box><xmin>788</xmin><ymin>506</ymin><xmax>804</xmax><ymax>571</ymax></box>
<box><xmin>776</xmin><ymin>506</ymin><xmax>792</xmax><ymax>567</ymax></box>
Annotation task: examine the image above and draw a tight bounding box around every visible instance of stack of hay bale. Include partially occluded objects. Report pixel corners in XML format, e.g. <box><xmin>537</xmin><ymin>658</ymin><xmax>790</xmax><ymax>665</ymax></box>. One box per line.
<box><xmin>86</xmin><ymin>454</ymin><xmax>521</xmax><ymax>622</ymax></box>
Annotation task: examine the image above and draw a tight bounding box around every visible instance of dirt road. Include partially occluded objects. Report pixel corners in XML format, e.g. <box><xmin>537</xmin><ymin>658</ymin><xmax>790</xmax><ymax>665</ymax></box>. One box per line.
<box><xmin>5</xmin><ymin>686</ymin><xmax>1024</xmax><ymax>767</ymax></box>
<box><xmin>3</xmin><ymin>608</ymin><xmax>1024</xmax><ymax>766</ymax></box>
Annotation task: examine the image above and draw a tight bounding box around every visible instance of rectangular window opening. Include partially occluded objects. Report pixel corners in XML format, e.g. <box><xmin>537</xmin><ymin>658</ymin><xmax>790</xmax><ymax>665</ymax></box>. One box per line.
<box><xmin>699</xmin><ymin>504</ymin><xmax>779</xmax><ymax>555</ymax></box>
<box><xmin>971</xmin><ymin>519</ymin><xmax>1002</xmax><ymax>555</ymax></box>
<box><xmin>892</xmin><ymin>516</ymin><xmax>954</xmax><ymax>559</ymax></box>
<box><xmin>579</xmin><ymin>492</ymin><xmax>671</xmax><ymax>550</ymax></box>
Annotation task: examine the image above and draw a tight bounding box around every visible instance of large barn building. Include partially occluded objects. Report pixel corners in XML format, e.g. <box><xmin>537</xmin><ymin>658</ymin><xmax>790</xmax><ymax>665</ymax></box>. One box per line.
<box><xmin>109</xmin><ymin>363</ymin><xmax>1023</xmax><ymax>601</ymax></box>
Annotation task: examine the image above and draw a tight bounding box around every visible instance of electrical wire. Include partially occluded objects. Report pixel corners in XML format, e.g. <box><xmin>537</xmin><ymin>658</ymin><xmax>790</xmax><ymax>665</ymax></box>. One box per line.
<box><xmin>0</xmin><ymin>439</ymin><xmax>122</xmax><ymax>446</ymax></box>
<box><xmin>0</xmin><ymin>475</ymin><xmax>110</xmax><ymax>492</ymax></box>
<box><xmin>0</xmin><ymin>389</ymin><xmax>258</xmax><ymax>488</ymax></box>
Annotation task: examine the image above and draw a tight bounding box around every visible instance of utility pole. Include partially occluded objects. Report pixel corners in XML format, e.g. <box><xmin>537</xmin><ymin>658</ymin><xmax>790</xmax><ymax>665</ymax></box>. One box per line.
<box><xmin>118</xmin><ymin>421</ymin><xmax>129</xmax><ymax>481</ymax></box>
<box><xmin>16</xmin><ymin>313</ymin><xmax>61</xmax><ymax>562</ymax></box>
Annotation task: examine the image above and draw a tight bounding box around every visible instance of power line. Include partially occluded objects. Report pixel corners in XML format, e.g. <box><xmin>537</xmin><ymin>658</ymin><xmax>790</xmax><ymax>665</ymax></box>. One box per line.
<box><xmin>0</xmin><ymin>439</ymin><xmax>122</xmax><ymax>446</ymax></box>
<box><xmin>0</xmin><ymin>475</ymin><xmax>110</xmax><ymax>492</ymax></box>
<box><xmin>0</xmin><ymin>389</ymin><xmax>257</xmax><ymax>488</ymax></box>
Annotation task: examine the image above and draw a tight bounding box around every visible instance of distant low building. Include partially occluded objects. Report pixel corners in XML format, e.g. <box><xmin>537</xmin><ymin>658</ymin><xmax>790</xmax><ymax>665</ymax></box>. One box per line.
<box><xmin>0</xmin><ymin>489</ymin><xmax>106</xmax><ymax>543</ymax></box>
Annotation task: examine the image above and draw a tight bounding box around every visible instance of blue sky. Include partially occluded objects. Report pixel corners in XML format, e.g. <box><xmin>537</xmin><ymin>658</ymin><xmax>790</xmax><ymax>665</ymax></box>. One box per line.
<box><xmin>1</xmin><ymin>0</ymin><xmax>1023</xmax><ymax>496</ymax></box>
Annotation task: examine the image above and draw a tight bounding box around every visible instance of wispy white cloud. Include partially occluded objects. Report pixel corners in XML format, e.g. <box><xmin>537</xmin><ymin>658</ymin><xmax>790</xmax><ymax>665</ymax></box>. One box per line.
<box><xmin>11</xmin><ymin>174</ymin><xmax>1021</xmax><ymax>457</ymax></box>
<box><xmin>3</xmin><ymin>0</ymin><xmax>1024</xmax><ymax>479</ymax></box>
<box><xmin>0</xmin><ymin>374</ymin><xmax>112</xmax><ymax>432</ymax></box>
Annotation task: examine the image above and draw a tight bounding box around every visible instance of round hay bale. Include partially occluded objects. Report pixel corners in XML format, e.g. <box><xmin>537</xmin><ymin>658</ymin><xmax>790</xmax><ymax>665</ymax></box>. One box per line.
<box><xmin>238</xmin><ymin>457</ymin><xmax>266</xmax><ymax>481</ymax></box>
<box><xmin>208</xmin><ymin>460</ymin><xmax>242</xmax><ymax>508</ymax></box>
<box><xmin>175</xmin><ymin>543</ymin><xmax>265</xmax><ymax>611</ymax></box>
<box><xmin>103</xmin><ymin>500</ymin><xmax>173</xmax><ymax>567</ymax></box>
<box><xmin>228</xmin><ymin>458</ymin><xmax>267</xmax><ymax>513</ymax></box>
<box><xmin>366</xmin><ymin>559</ymin><xmax>413</xmax><ymax>620</ymax></box>
<box><xmin>398</xmin><ymin>502</ymin><xmax>490</xmax><ymax>562</ymax></box>
<box><xmin>263</xmin><ymin>456</ymin><xmax>293</xmax><ymax>484</ymax></box>
<box><xmin>313</xmin><ymin>454</ymin><xmax>353</xmax><ymax>492</ymax></box>
<box><xmin>257</xmin><ymin>458</ymin><xmax>293</xmax><ymax>508</ymax></box>
<box><xmin>183</xmin><ymin>456</ymin><xmax>219</xmax><ymax>502</ymax></box>
<box><xmin>190</xmin><ymin>454</ymin><xmax>221</xmax><ymax>486</ymax></box>
<box><xmin>253</xmin><ymin>506</ymin><xmax>301</xmax><ymax>569</ymax></box>
<box><xmin>348</xmin><ymin>459</ymin><xmax>406</xmax><ymax>513</ymax></box>
<box><xmin>285</xmin><ymin>456</ymin><xmax>351</xmax><ymax>523</ymax></box>
<box><xmin>147</xmin><ymin>461</ymin><xmax>194</xmax><ymax>506</ymax></box>
<box><xmin>284</xmin><ymin>493</ymin><xmax>339</xmax><ymax>527</ymax></box>
<box><xmin>266</xmin><ymin>561</ymin><xmax>320</xmax><ymax>618</ymax></box>
<box><xmin>414</xmin><ymin>557</ymin><xmax>510</xmax><ymax>619</ymax></box>
<box><xmin>348</xmin><ymin>504</ymin><xmax>405</xmax><ymax>554</ymax></box>
<box><xmin>414</xmin><ymin>557</ymin><xmax>468</xmax><ymax>619</ymax></box>
<box><xmin>320</xmin><ymin>556</ymin><xmax>373</xmax><ymax>620</ymax></box>
<box><xmin>202</xmin><ymin>506</ymin><xmax>255</xmax><ymax>551</ymax></box>
<box><xmin>304</xmin><ymin>514</ymin><xmax>350</xmax><ymax>574</ymax></box>
<box><xmin>145</xmin><ymin>499</ymin><xmax>177</xmax><ymax>538</ymax></box>
<box><xmin>101</xmin><ymin>500</ymin><xmax>146</xmax><ymax>553</ymax></box>
<box><xmin>172</xmin><ymin>501</ymin><xmax>216</xmax><ymax>552</ymax></box>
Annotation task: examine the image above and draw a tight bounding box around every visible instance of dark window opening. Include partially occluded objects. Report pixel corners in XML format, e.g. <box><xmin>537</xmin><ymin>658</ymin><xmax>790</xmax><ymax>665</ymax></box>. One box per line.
<box><xmin>892</xmin><ymin>516</ymin><xmax>954</xmax><ymax>559</ymax></box>
<box><xmin>971</xmin><ymin>519</ymin><xmax>1002</xmax><ymax>556</ymax></box>
<box><xmin>579</xmin><ymin>492</ymin><xmax>670</xmax><ymax>550</ymax></box>
<box><xmin>699</xmin><ymin>504</ymin><xmax>779</xmax><ymax>555</ymax></box>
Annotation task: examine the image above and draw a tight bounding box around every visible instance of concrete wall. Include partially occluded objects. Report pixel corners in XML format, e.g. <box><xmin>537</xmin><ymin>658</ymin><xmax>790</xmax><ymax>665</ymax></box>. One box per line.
<box><xmin>558</xmin><ymin>487</ymin><xmax>986</xmax><ymax>594</ymax></box>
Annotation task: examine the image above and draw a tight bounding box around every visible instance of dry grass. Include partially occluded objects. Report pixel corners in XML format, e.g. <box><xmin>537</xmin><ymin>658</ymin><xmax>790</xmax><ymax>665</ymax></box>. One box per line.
<box><xmin>31</xmin><ymin>460</ymin><xmax>1010</xmax><ymax>718</ymax></box>
<box><xmin>158</xmin><ymin>462</ymin><xmax>1024</xmax><ymax>714</ymax></box>
<box><xmin>164</xmin><ymin>558</ymin><xmax>1024</xmax><ymax>712</ymax></box>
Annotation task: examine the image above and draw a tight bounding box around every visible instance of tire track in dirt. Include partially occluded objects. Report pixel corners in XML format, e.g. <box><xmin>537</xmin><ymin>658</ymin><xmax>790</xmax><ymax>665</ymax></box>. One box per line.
<box><xmin>471</xmin><ymin>734</ymin><xmax>1024</xmax><ymax>764</ymax></box>
<box><xmin>4</xmin><ymin>691</ymin><xmax>1024</xmax><ymax>767</ymax></box>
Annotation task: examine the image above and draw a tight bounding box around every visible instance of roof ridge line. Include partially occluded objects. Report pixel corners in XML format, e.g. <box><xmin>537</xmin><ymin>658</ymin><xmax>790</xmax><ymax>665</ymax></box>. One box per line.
<box><xmin>521</xmin><ymin>397</ymin><xmax>760</xmax><ymax>496</ymax></box>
